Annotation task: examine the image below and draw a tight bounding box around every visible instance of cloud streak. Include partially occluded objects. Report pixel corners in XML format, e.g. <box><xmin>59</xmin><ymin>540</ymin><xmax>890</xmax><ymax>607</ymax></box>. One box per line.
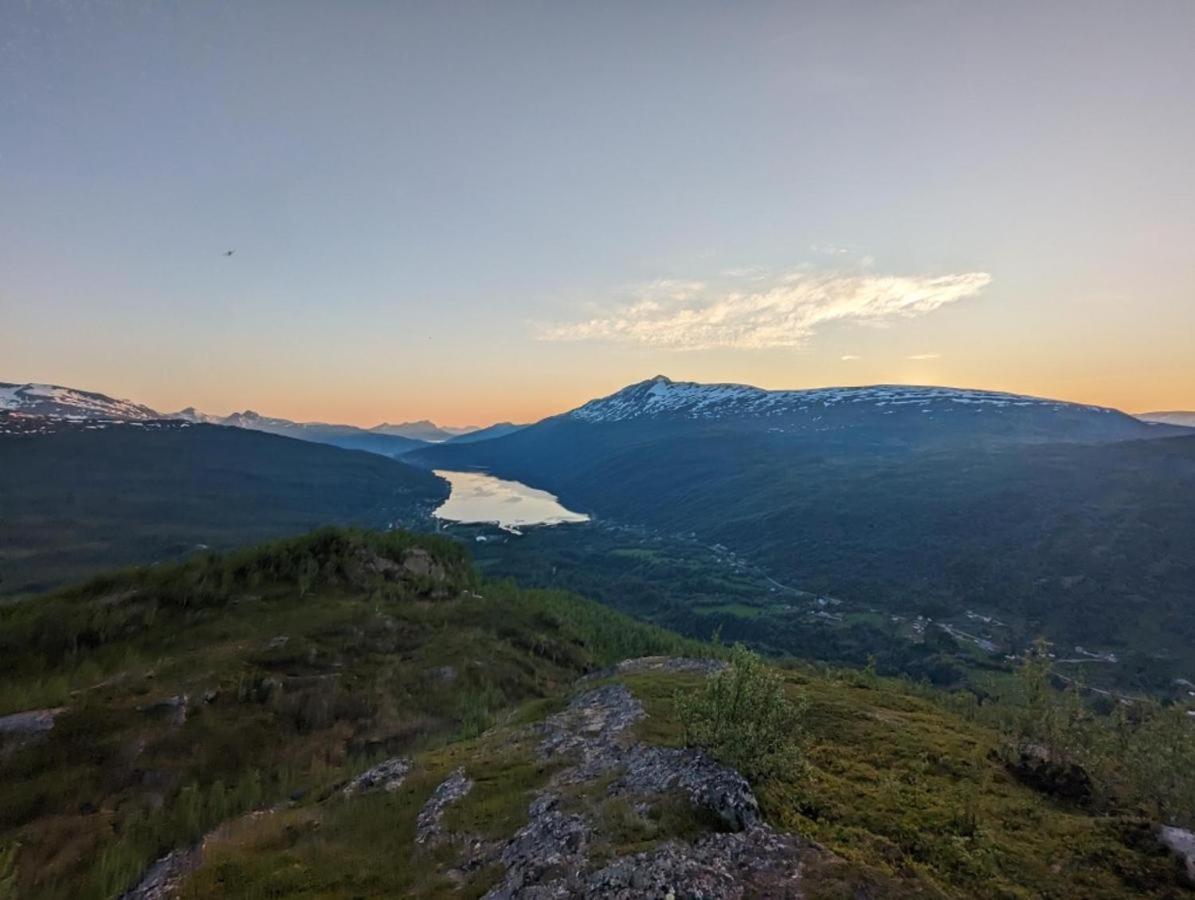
<box><xmin>538</xmin><ymin>269</ymin><xmax>991</xmax><ymax>351</ymax></box>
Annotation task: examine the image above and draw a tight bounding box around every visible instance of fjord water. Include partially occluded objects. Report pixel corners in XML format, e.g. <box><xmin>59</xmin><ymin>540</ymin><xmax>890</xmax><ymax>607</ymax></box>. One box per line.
<box><xmin>432</xmin><ymin>469</ymin><xmax>589</xmax><ymax>531</ymax></box>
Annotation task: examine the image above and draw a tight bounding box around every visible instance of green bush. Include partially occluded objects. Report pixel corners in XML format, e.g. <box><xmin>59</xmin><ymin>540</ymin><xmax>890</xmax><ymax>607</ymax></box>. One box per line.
<box><xmin>676</xmin><ymin>644</ymin><xmax>806</xmax><ymax>781</ymax></box>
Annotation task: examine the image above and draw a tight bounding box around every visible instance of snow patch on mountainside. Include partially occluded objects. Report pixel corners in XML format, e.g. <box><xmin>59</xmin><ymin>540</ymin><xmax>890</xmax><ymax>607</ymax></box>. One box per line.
<box><xmin>567</xmin><ymin>376</ymin><xmax>1114</xmax><ymax>423</ymax></box>
<box><xmin>0</xmin><ymin>382</ymin><xmax>162</xmax><ymax>421</ymax></box>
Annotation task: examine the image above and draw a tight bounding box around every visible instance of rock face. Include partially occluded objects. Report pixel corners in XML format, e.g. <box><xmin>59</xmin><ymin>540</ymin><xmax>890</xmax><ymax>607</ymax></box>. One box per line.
<box><xmin>341</xmin><ymin>757</ymin><xmax>411</xmax><ymax>798</ymax></box>
<box><xmin>479</xmin><ymin>670</ymin><xmax>817</xmax><ymax>898</ymax></box>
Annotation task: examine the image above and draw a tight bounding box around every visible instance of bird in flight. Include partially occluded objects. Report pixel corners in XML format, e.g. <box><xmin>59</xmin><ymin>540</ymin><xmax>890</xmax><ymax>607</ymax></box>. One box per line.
<box><xmin>223</xmin><ymin>249</ymin><xmax>235</xmax><ymax>257</ymax></box>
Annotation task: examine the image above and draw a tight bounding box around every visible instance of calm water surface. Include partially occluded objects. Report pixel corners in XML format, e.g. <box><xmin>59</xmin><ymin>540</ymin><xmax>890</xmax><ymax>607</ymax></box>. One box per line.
<box><xmin>433</xmin><ymin>470</ymin><xmax>589</xmax><ymax>532</ymax></box>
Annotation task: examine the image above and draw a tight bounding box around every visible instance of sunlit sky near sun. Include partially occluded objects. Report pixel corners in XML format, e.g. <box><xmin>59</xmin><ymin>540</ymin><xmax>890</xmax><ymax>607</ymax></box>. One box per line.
<box><xmin>2</xmin><ymin>1</ymin><xmax>1193</xmax><ymax>426</ymax></box>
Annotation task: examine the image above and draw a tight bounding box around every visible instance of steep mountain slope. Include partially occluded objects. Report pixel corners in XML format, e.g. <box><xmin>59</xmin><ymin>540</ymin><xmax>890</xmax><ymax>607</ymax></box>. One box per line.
<box><xmin>0</xmin><ymin>382</ymin><xmax>161</xmax><ymax>421</ymax></box>
<box><xmin>409</xmin><ymin>378</ymin><xmax>1195</xmax><ymax>677</ymax></box>
<box><xmin>1</xmin><ymin>530</ymin><xmax>1190</xmax><ymax>899</ymax></box>
<box><xmin>0</xmin><ymin>423</ymin><xmax>447</xmax><ymax>595</ymax></box>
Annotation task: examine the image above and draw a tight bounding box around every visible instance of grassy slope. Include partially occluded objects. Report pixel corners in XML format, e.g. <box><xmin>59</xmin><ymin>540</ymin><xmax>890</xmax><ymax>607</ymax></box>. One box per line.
<box><xmin>0</xmin><ymin>531</ymin><xmax>1189</xmax><ymax>898</ymax></box>
<box><xmin>0</xmin><ymin>424</ymin><xmax>448</xmax><ymax>596</ymax></box>
<box><xmin>0</xmin><ymin>529</ymin><xmax>699</xmax><ymax>899</ymax></box>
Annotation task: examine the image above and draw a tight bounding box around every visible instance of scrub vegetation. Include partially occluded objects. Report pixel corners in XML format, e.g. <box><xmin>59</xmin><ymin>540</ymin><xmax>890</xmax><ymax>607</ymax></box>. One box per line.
<box><xmin>0</xmin><ymin>529</ymin><xmax>1192</xmax><ymax>898</ymax></box>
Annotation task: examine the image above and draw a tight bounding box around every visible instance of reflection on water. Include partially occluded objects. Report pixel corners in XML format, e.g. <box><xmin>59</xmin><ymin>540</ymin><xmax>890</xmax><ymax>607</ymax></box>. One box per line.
<box><xmin>433</xmin><ymin>470</ymin><xmax>590</xmax><ymax>532</ymax></box>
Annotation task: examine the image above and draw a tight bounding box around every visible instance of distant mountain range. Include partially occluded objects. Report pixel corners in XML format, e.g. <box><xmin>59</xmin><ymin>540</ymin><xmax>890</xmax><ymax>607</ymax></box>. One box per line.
<box><xmin>371</xmin><ymin>420</ymin><xmax>479</xmax><ymax>442</ymax></box>
<box><xmin>1138</xmin><ymin>410</ymin><xmax>1195</xmax><ymax>428</ymax></box>
<box><xmin>169</xmin><ymin>408</ymin><xmax>428</xmax><ymax>457</ymax></box>
<box><xmin>0</xmin><ymin>382</ymin><xmax>519</xmax><ymax>456</ymax></box>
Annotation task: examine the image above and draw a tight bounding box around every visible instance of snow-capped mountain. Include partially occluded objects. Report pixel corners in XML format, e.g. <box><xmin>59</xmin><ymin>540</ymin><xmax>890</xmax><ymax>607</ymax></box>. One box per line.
<box><xmin>0</xmin><ymin>382</ymin><xmax>162</xmax><ymax>421</ymax></box>
<box><xmin>1138</xmin><ymin>411</ymin><xmax>1195</xmax><ymax>428</ymax></box>
<box><xmin>568</xmin><ymin>375</ymin><xmax>1118</xmax><ymax>424</ymax></box>
<box><xmin>408</xmin><ymin>374</ymin><xmax>1180</xmax><ymax>491</ymax></box>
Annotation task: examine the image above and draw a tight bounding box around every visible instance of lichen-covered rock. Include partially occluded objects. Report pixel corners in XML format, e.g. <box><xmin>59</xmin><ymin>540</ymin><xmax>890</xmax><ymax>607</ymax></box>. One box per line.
<box><xmin>540</xmin><ymin>683</ymin><xmax>759</xmax><ymax>831</ymax></box>
<box><xmin>342</xmin><ymin>756</ymin><xmax>411</xmax><ymax>798</ymax></box>
<box><xmin>416</xmin><ymin>767</ymin><xmax>474</xmax><ymax>845</ymax></box>
<box><xmin>620</xmin><ymin>746</ymin><xmax>760</xmax><ymax>832</ymax></box>
<box><xmin>582</xmin><ymin>826</ymin><xmax>816</xmax><ymax>899</ymax></box>
<box><xmin>483</xmin><ymin>792</ymin><xmax>591</xmax><ymax>899</ymax></box>
<box><xmin>540</xmin><ymin>683</ymin><xmax>645</xmax><ymax>778</ymax></box>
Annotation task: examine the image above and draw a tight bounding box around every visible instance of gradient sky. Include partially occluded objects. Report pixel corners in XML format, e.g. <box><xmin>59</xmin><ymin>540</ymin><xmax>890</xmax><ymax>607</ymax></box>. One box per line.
<box><xmin>2</xmin><ymin>1</ymin><xmax>1193</xmax><ymax>426</ymax></box>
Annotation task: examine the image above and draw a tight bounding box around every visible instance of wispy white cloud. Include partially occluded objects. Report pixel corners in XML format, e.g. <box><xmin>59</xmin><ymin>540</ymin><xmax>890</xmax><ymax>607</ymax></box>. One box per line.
<box><xmin>907</xmin><ymin>353</ymin><xmax>942</xmax><ymax>360</ymax></box>
<box><xmin>537</xmin><ymin>269</ymin><xmax>991</xmax><ymax>351</ymax></box>
<box><xmin>840</xmin><ymin>354</ymin><xmax>861</xmax><ymax>361</ymax></box>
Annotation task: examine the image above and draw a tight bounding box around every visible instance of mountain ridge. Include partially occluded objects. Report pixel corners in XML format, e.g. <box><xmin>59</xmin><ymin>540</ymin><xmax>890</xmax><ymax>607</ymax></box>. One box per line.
<box><xmin>1139</xmin><ymin>410</ymin><xmax>1195</xmax><ymax>428</ymax></box>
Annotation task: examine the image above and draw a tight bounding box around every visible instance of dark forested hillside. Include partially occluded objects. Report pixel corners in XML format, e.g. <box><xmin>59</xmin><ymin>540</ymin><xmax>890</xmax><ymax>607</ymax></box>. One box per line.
<box><xmin>0</xmin><ymin>422</ymin><xmax>447</xmax><ymax>596</ymax></box>
<box><xmin>413</xmin><ymin>399</ymin><xmax>1195</xmax><ymax>676</ymax></box>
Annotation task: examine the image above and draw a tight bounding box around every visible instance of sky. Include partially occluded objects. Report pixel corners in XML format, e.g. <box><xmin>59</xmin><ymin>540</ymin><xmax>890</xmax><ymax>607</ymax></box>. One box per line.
<box><xmin>2</xmin><ymin>0</ymin><xmax>1193</xmax><ymax>426</ymax></box>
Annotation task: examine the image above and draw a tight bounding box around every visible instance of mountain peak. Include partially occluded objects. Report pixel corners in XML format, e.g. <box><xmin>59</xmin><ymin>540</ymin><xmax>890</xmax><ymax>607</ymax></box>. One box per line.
<box><xmin>0</xmin><ymin>381</ymin><xmax>162</xmax><ymax>421</ymax></box>
<box><xmin>564</xmin><ymin>377</ymin><xmax>1134</xmax><ymax>437</ymax></box>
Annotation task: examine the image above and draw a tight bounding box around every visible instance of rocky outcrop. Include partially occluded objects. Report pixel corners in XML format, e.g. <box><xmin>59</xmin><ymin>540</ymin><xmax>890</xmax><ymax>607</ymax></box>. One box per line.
<box><xmin>416</xmin><ymin>767</ymin><xmax>474</xmax><ymax>845</ymax></box>
<box><xmin>0</xmin><ymin>707</ymin><xmax>63</xmax><ymax>735</ymax></box>
<box><xmin>1160</xmin><ymin>826</ymin><xmax>1195</xmax><ymax>885</ymax></box>
<box><xmin>479</xmin><ymin>674</ymin><xmax>815</xmax><ymax>897</ymax></box>
<box><xmin>0</xmin><ymin>707</ymin><xmax>66</xmax><ymax>757</ymax></box>
<box><xmin>121</xmin><ymin>847</ymin><xmax>201</xmax><ymax>900</ymax></box>
<box><xmin>486</xmin><ymin>792</ymin><xmax>591</xmax><ymax>897</ymax></box>
<box><xmin>351</xmin><ymin>547</ymin><xmax>448</xmax><ymax>585</ymax></box>
<box><xmin>401</xmin><ymin>547</ymin><xmax>446</xmax><ymax>581</ymax></box>
<box><xmin>342</xmin><ymin>756</ymin><xmax>411</xmax><ymax>798</ymax></box>
<box><xmin>539</xmin><ymin>682</ymin><xmax>759</xmax><ymax>831</ymax></box>
<box><xmin>1003</xmin><ymin>742</ymin><xmax>1092</xmax><ymax>804</ymax></box>
<box><xmin>582</xmin><ymin>827</ymin><xmax>813</xmax><ymax>899</ymax></box>
<box><xmin>138</xmin><ymin>694</ymin><xmax>189</xmax><ymax>727</ymax></box>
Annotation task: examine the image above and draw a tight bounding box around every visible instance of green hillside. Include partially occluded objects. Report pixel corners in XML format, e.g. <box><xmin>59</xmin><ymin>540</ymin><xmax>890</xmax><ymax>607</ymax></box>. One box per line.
<box><xmin>0</xmin><ymin>530</ymin><xmax>1191</xmax><ymax>898</ymax></box>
